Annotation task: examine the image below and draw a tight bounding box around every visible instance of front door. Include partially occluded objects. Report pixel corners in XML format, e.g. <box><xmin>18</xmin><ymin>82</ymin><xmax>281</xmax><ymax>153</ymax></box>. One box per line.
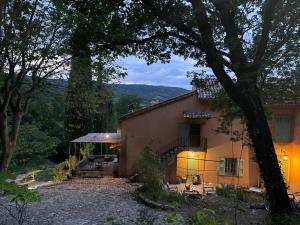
<box><xmin>190</xmin><ymin>124</ymin><xmax>201</xmax><ymax>147</ymax></box>
<box><xmin>187</xmin><ymin>154</ymin><xmax>198</xmax><ymax>176</ymax></box>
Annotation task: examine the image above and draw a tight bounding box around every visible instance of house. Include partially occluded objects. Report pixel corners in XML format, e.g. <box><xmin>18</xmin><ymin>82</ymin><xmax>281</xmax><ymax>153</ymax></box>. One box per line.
<box><xmin>119</xmin><ymin>89</ymin><xmax>300</xmax><ymax>192</ymax></box>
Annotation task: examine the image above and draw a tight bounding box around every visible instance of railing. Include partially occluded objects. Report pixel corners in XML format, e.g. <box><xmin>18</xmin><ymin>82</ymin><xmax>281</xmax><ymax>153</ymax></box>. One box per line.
<box><xmin>159</xmin><ymin>137</ymin><xmax>208</xmax><ymax>167</ymax></box>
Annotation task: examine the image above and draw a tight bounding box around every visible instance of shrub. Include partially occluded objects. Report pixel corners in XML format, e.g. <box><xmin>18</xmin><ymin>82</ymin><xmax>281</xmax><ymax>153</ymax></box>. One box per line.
<box><xmin>36</xmin><ymin>168</ymin><xmax>54</xmax><ymax>181</ymax></box>
<box><xmin>52</xmin><ymin>162</ymin><xmax>67</xmax><ymax>184</ymax></box>
<box><xmin>138</xmin><ymin>146</ymin><xmax>162</xmax><ymax>193</ymax></box>
<box><xmin>216</xmin><ymin>184</ymin><xmax>234</xmax><ymax>198</ymax></box>
<box><xmin>236</xmin><ymin>187</ymin><xmax>249</xmax><ymax>202</ymax></box>
<box><xmin>189</xmin><ymin>208</ymin><xmax>217</xmax><ymax>225</ymax></box>
<box><xmin>164</xmin><ymin>213</ymin><xmax>179</xmax><ymax>224</ymax></box>
<box><xmin>80</xmin><ymin>144</ymin><xmax>94</xmax><ymax>158</ymax></box>
<box><xmin>67</xmin><ymin>155</ymin><xmax>78</xmax><ymax>173</ymax></box>
<box><xmin>216</xmin><ymin>184</ymin><xmax>249</xmax><ymax>202</ymax></box>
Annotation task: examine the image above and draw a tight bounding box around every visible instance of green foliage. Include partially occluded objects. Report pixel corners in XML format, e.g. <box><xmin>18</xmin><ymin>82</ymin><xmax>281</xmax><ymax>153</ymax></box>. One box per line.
<box><xmin>164</xmin><ymin>213</ymin><xmax>179</xmax><ymax>224</ymax></box>
<box><xmin>138</xmin><ymin>146</ymin><xmax>184</xmax><ymax>207</ymax></box>
<box><xmin>13</xmin><ymin>123</ymin><xmax>60</xmax><ymax>166</ymax></box>
<box><xmin>267</xmin><ymin>214</ymin><xmax>300</xmax><ymax>225</ymax></box>
<box><xmin>0</xmin><ymin>172</ymin><xmax>40</xmax><ymax>203</ymax></box>
<box><xmin>216</xmin><ymin>184</ymin><xmax>235</xmax><ymax>198</ymax></box>
<box><xmin>216</xmin><ymin>185</ymin><xmax>249</xmax><ymax>202</ymax></box>
<box><xmin>236</xmin><ymin>187</ymin><xmax>249</xmax><ymax>202</ymax></box>
<box><xmin>67</xmin><ymin>155</ymin><xmax>78</xmax><ymax>173</ymax></box>
<box><xmin>138</xmin><ymin>146</ymin><xmax>162</xmax><ymax>193</ymax></box>
<box><xmin>188</xmin><ymin>208</ymin><xmax>217</xmax><ymax>225</ymax></box>
<box><xmin>36</xmin><ymin>169</ymin><xmax>54</xmax><ymax>182</ymax></box>
<box><xmin>80</xmin><ymin>144</ymin><xmax>94</xmax><ymax>158</ymax></box>
<box><xmin>52</xmin><ymin>162</ymin><xmax>67</xmax><ymax>184</ymax></box>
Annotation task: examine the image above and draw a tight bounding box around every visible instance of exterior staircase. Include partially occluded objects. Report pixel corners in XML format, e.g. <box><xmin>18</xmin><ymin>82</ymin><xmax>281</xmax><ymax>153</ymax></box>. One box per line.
<box><xmin>160</xmin><ymin>146</ymin><xmax>182</xmax><ymax>166</ymax></box>
<box><xmin>160</xmin><ymin>137</ymin><xmax>208</xmax><ymax>167</ymax></box>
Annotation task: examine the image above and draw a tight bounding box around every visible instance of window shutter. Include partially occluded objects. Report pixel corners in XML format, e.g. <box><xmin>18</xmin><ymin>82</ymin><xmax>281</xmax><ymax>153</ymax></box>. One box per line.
<box><xmin>178</xmin><ymin>123</ymin><xmax>189</xmax><ymax>147</ymax></box>
<box><xmin>237</xmin><ymin>159</ymin><xmax>244</xmax><ymax>177</ymax></box>
<box><xmin>218</xmin><ymin>158</ymin><xmax>225</xmax><ymax>175</ymax></box>
<box><xmin>275</xmin><ymin>115</ymin><xmax>291</xmax><ymax>142</ymax></box>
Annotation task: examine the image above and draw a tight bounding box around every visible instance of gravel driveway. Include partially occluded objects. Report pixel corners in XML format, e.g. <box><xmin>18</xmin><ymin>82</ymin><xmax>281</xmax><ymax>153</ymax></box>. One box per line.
<box><xmin>0</xmin><ymin>177</ymin><xmax>179</xmax><ymax>225</ymax></box>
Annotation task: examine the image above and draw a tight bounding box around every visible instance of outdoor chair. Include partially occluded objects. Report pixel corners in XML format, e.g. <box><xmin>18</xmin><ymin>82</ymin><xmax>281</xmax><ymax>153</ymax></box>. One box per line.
<box><xmin>166</xmin><ymin>182</ymin><xmax>178</xmax><ymax>193</ymax></box>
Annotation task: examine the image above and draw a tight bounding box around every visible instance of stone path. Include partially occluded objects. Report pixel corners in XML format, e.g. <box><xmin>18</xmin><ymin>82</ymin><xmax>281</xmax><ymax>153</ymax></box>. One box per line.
<box><xmin>0</xmin><ymin>177</ymin><xmax>180</xmax><ymax>225</ymax></box>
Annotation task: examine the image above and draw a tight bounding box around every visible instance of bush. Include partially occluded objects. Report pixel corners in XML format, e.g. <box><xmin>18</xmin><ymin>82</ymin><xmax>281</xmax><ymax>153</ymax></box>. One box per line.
<box><xmin>36</xmin><ymin>168</ymin><xmax>54</xmax><ymax>181</ymax></box>
<box><xmin>216</xmin><ymin>184</ymin><xmax>235</xmax><ymax>198</ymax></box>
<box><xmin>67</xmin><ymin>155</ymin><xmax>78</xmax><ymax>174</ymax></box>
<box><xmin>216</xmin><ymin>184</ymin><xmax>249</xmax><ymax>202</ymax></box>
<box><xmin>52</xmin><ymin>162</ymin><xmax>67</xmax><ymax>184</ymax></box>
<box><xmin>188</xmin><ymin>208</ymin><xmax>217</xmax><ymax>225</ymax></box>
<box><xmin>80</xmin><ymin>144</ymin><xmax>94</xmax><ymax>158</ymax></box>
<box><xmin>138</xmin><ymin>146</ymin><xmax>162</xmax><ymax>193</ymax></box>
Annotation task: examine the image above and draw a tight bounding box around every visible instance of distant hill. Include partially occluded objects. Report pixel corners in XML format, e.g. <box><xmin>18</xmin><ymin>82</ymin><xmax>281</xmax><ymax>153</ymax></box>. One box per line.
<box><xmin>48</xmin><ymin>79</ymin><xmax>190</xmax><ymax>105</ymax></box>
<box><xmin>106</xmin><ymin>84</ymin><xmax>190</xmax><ymax>105</ymax></box>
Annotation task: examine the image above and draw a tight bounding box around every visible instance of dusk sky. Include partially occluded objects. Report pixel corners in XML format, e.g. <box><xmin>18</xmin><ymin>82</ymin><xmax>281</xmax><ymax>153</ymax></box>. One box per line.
<box><xmin>117</xmin><ymin>55</ymin><xmax>201</xmax><ymax>90</ymax></box>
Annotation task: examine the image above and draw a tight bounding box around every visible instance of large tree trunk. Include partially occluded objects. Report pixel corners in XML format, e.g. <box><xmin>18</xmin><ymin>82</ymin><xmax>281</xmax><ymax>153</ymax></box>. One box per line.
<box><xmin>237</xmin><ymin>86</ymin><xmax>292</xmax><ymax>215</ymax></box>
<box><xmin>0</xmin><ymin>111</ymin><xmax>23</xmax><ymax>171</ymax></box>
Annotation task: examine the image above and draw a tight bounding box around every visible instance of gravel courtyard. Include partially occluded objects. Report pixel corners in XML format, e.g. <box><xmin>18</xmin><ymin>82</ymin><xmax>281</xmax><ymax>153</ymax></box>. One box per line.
<box><xmin>0</xmin><ymin>177</ymin><xmax>274</xmax><ymax>225</ymax></box>
<box><xmin>0</xmin><ymin>177</ymin><xmax>178</xmax><ymax>225</ymax></box>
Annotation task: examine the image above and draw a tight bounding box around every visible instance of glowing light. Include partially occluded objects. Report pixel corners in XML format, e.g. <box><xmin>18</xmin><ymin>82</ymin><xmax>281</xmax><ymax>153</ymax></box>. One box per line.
<box><xmin>283</xmin><ymin>154</ymin><xmax>288</xmax><ymax>161</ymax></box>
<box><xmin>105</xmin><ymin>134</ymin><xmax>110</xmax><ymax>138</ymax></box>
<box><xmin>190</xmin><ymin>151</ymin><xmax>195</xmax><ymax>157</ymax></box>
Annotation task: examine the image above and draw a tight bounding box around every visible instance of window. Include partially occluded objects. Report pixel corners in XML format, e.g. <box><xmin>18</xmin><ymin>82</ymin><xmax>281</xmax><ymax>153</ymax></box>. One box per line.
<box><xmin>274</xmin><ymin>115</ymin><xmax>291</xmax><ymax>142</ymax></box>
<box><xmin>225</xmin><ymin>158</ymin><xmax>237</xmax><ymax>176</ymax></box>
<box><xmin>219</xmin><ymin>158</ymin><xmax>244</xmax><ymax>176</ymax></box>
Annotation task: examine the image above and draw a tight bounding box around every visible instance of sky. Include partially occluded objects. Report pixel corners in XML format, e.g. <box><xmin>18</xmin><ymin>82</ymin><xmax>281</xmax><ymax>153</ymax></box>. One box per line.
<box><xmin>116</xmin><ymin>55</ymin><xmax>200</xmax><ymax>90</ymax></box>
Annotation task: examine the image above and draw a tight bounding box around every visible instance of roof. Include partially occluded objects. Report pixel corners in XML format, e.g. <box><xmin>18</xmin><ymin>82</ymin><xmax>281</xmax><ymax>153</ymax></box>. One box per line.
<box><xmin>119</xmin><ymin>91</ymin><xmax>199</xmax><ymax>121</ymax></box>
<box><xmin>183</xmin><ymin>111</ymin><xmax>211</xmax><ymax>119</ymax></box>
<box><xmin>71</xmin><ymin>133</ymin><xmax>121</xmax><ymax>143</ymax></box>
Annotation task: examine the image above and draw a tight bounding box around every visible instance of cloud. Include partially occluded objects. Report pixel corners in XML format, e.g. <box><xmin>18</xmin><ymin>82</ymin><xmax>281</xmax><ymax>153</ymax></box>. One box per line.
<box><xmin>116</xmin><ymin>55</ymin><xmax>201</xmax><ymax>90</ymax></box>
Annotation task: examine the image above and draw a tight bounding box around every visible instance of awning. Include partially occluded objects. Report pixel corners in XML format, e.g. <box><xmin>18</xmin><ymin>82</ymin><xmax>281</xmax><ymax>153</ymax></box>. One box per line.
<box><xmin>183</xmin><ymin>111</ymin><xmax>211</xmax><ymax>119</ymax></box>
<box><xmin>70</xmin><ymin>133</ymin><xmax>121</xmax><ymax>144</ymax></box>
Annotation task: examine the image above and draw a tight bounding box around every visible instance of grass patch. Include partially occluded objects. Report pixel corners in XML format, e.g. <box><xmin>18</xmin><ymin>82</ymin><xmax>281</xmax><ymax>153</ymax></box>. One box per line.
<box><xmin>216</xmin><ymin>184</ymin><xmax>250</xmax><ymax>202</ymax></box>
<box><xmin>141</xmin><ymin>188</ymin><xmax>185</xmax><ymax>208</ymax></box>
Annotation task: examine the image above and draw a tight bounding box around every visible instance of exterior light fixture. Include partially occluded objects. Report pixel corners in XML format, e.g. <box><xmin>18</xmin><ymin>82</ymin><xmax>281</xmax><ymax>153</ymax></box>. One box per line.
<box><xmin>283</xmin><ymin>154</ymin><xmax>288</xmax><ymax>161</ymax></box>
<box><xmin>105</xmin><ymin>134</ymin><xmax>110</xmax><ymax>138</ymax></box>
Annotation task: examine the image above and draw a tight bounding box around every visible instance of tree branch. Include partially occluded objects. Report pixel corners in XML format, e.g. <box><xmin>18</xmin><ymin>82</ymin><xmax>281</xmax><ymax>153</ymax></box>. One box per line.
<box><xmin>253</xmin><ymin>0</ymin><xmax>280</xmax><ymax>66</ymax></box>
<box><xmin>190</xmin><ymin>0</ymin><xmax>238</xmax><ymax>99</ymax></box>
<box><xmin>212</xmin><ymin>0</ymin><xmax>248</xmax><ymax>71</ymax></box>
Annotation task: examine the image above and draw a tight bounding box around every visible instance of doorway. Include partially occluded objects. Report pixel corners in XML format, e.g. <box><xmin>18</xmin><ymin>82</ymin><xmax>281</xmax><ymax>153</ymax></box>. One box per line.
<box><xmin>189</xmin><ymin>124</ymin><xmax>201</xmax><ymax>147</ymax></box>
<box><xmin>187</xmin><ymin>152</ymin><xmax>198</xmax><ymax>176</ymax></box>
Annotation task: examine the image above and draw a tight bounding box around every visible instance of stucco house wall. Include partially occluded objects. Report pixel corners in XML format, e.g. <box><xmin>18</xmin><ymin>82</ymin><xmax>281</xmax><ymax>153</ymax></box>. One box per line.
<box><xmin>119</xmin><ymin>91</ymin><xmax>300</xmax><ymax>191</ymax></box>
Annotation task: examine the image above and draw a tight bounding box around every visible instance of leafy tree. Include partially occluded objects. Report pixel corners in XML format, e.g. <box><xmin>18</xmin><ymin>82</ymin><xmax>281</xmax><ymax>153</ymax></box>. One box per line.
<box><xmin>0</xmin><ymin>0</ymin><xmax>67</xmax><ymax>171</ymax></box>
<box><xmin>55</xmin><ymin>0</ymin><xmax>300</xmax><ymax>214</ymax></box>
<box><xmin>64</xmin><ymin>24</ymin><xmax>94</xmax><ymax>142</ymax></box>
<box><xmin>65</xmin><ymin>0</ymin><xmax>299</xmax><ymax>215</ymax></box>
<box><xmin>113</xmin><ymin>0</ymin><xmax>299</xmax><ymax>215</ymax></box>
<box><xmin>13</xmin><ymin>124</ymin><xmax>60</xmax><ymax>166</ymax></box>
<box><xmin>59</xmin><ymin>0</ymin><xmax>127</xmax><ymax>140</ymax></box>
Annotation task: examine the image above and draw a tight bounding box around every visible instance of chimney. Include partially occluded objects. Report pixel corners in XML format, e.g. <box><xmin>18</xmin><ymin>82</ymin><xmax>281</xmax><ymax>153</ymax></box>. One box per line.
<box><xmin>128</xmin><ymin>104</ymin><xmax>134</xmax><ymax>112</ymax></box>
